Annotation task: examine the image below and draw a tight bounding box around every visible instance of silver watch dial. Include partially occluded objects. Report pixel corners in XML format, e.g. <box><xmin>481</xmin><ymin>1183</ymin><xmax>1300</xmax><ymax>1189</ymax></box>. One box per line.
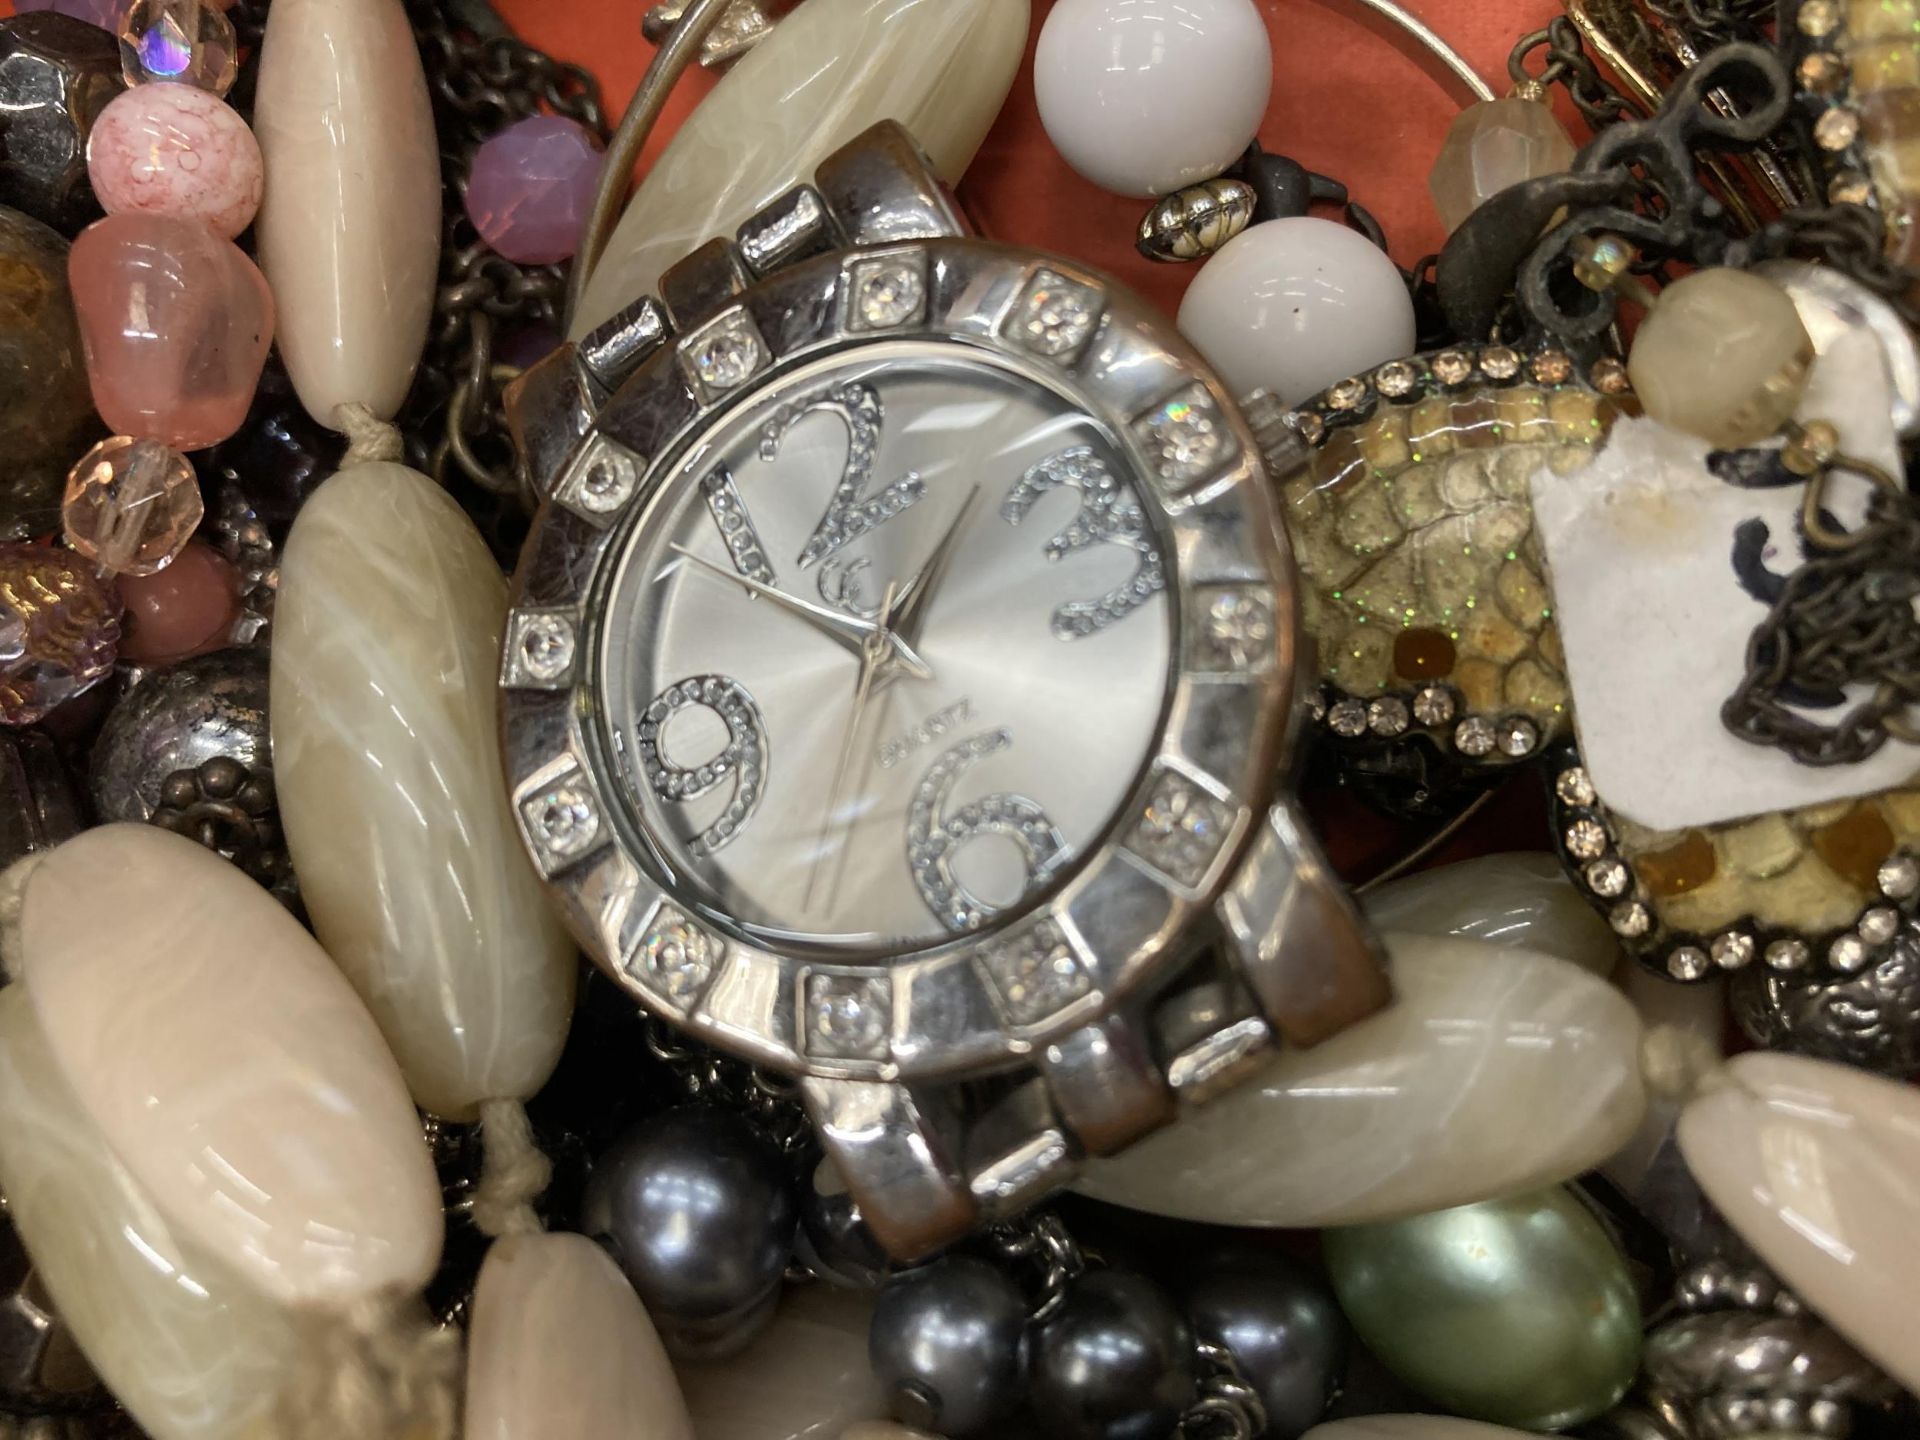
<box><xmin>594</xmin><ymin>341</ymin><xmax>1174</xmax><ymax>957</ymax></box>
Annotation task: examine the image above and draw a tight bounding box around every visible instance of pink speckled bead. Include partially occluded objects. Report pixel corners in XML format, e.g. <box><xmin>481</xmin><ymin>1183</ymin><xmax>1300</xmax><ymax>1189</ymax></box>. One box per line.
<box><xmin>86</xmin><ymin>83</ymin><xmax>262</xmax><ymax>238</ymax></box>
<box><xmin>69</xmin><ymin>212</ymin><xmax>274</xmax><ymax>451</ymax></box>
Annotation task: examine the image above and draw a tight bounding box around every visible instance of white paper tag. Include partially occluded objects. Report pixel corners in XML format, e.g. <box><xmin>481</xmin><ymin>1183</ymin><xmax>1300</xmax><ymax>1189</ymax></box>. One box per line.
<box><xmin>1530</xmin><ymin>329</ymin><xmax>1920</xmax><ymax>832</ymax></box>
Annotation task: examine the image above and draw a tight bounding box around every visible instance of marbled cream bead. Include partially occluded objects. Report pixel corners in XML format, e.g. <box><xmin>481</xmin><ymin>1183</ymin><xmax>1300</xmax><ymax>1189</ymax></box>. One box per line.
<box><xmin>15</xmin><ymin>823</ymin><xmax>443</xmax><ymax>1308</ymax></box>
<box><xmin>1361</xmin><ymin>851</ymin><xmax>1620</xmax><ymax>976</ymax></box>
<box><xmin>0</xmin><ymin>986</ymin><xmax>304</xmax><ymax>1440</ymax></box>
<box><xmin>571</xmin><ymin>0</ymin><xmax>1029</xmax><ymax>337</ymax></box>
<box><xmin>465</xmin><ymin>1232</ymin><xmax>693</xmax><ymax>1440</ymax></box>
<box><xmin>252</xmin><ymin>0</ymin><xmax>439</xmax><ymax>426</ymax></box>
<box><xmin>1679</xmin><ymin>1051</ymin><xmax>1920</xmax><ymax>1394</ymax></box>
<box><xmin>680</xmin><ymin>1285</ymin><xmax>886</xmax><ymax>1440</ymax></box>
<box><xmin>272</xmin><ymin>463</ymin><xmax>576</xmax><ymax>1121</ymax></box>
<box><xmin>1075</xmin><ymin>933</ymin><xmax>1647</xmax><ymax>1227</ymax></box>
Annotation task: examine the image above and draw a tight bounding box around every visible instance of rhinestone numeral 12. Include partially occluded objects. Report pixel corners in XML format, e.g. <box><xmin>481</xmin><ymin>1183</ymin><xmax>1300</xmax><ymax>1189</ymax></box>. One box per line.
<box><xmin>908</xmin><ymin>729</ymin><xmax>1067</xmax><ymax>932</ymax></box>
<box><xmin>760</xmin><ymin>381</ymin><xmax>926</xmax><ymax>571</ymax></box>
<box><xmin>638</xmin><ymin>675</ymin><xmax>767</xmax><ymax>858</ymax></box>
<box><xmin>1003</xmin><ymin>445</ymin><xmax>1166</xmax><ymax>639</ymax></box>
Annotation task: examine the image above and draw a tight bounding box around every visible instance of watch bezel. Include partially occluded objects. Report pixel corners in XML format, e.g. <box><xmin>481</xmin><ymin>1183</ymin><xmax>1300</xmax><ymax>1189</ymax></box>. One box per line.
<box><xmin>501</xmin><ymin>238</ymin><xmax>1300</xmax><ymax>1082</ymax></box>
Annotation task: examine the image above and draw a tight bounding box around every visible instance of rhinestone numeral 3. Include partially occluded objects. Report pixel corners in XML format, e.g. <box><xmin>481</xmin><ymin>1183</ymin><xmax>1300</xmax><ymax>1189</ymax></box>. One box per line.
<box><xmin>1003</xmin><ymin>445</ymin><xmax>1165</xmax><ymax>639</ymax></box>
<box><xmin>760</xmin><ymin>381</ymin><xmax>927</xmax><ymax>571</ymax></box>
<box><xmin>638</xmin><ymin>675</ymin><xmax>767</xmax><ymax>858</ymax></box>
<box><xmin>908</xmin><ymin>729</ymin><xmax>1067</xmax><ymax>932</ymax></box>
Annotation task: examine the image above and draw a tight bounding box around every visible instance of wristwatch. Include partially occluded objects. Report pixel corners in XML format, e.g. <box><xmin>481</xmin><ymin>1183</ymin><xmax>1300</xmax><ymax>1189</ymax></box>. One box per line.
<box><xmin>500</xmin><ymin>121</ymin><xmax>1391</xmax><ymax>1260</ymax></box>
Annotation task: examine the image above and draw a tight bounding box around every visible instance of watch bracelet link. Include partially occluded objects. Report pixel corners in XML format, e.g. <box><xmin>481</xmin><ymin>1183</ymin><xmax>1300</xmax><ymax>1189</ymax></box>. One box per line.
<box><xmin>505</xmin><ymin>121</ymin><xmax>1391</xmax><ymax>1261</ymax></box>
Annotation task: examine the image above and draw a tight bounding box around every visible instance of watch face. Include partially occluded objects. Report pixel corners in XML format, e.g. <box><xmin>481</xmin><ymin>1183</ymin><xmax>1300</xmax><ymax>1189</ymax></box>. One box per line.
<box><xmin>593</xmin><ymin>341</ymin><xmax>1174</xmax><ymax>957</ymax></box>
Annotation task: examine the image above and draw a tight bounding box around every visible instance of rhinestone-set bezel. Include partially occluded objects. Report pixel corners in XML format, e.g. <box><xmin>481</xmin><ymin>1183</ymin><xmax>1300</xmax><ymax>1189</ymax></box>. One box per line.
<box><xmin>499</xmin><ymin>238</ymin><xmax>1295</xmax><ymax>1080</ymax></box>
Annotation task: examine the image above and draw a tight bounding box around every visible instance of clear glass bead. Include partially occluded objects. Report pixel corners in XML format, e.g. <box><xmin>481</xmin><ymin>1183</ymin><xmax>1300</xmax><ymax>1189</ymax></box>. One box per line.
<box><xmin>63</xmin><ymin>435</ymin><xmax>203</xmax><ymax>577</ymax></box>
<box><xmin>118</xmin><ymin>0</ymin><xmax>238</xmax><ymax>95</ymax></box>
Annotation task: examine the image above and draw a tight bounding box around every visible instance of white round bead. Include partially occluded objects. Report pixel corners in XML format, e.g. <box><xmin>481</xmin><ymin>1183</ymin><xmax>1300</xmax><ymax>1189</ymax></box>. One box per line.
<box><xmin>1177</xmin><ymin>217</ymin><xmax>1417</xmax><ymax>404</ymax></box>
<box><xmin>1034</xmin><ymin>0</ymin><xmax>1272</xmax><ymax>198</ymax></box>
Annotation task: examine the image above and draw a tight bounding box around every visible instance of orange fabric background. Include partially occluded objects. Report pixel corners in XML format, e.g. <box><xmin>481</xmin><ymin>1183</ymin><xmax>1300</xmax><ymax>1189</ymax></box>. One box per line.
<box><xmin>496</xmin><ymin>0</ymin><xmax>1566</xmax><ymax>320</ymax></box>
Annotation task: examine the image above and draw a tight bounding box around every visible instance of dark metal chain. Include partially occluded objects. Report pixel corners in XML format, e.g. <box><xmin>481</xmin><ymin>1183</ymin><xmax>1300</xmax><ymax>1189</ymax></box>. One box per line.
<box><xmin>401</xmin><ymin>0</ymin><xmax>608</xmax><ymax>517</ymax></box>
<box><xmin>1643</xmin><ymin>0</ymin><xmax>1774</xmax><ymax>45</ymax></box>
<box><xmin>1756</xmin><ymin>202</ymin><xmax>1920</xmax><ymax>330</ymax></box>
<box><xmin>1723</xmin><ymin>470</ymin><xmax>1920</xmax><ymax>767</ymax></box>
<box><xmin>1508</xmin><ymin>18</ymin><xmax>1639</xmax><ymax>131</ymax></box>
<box><xmin>640</xmin><ymin>1018</ymin><xmax>815</xmax><ymax>1155</ymax></box>
<box><xmin>1176</xmin><ymin>1342</ymin><xmax>1268</xmax><ymax>1440</ymax></box>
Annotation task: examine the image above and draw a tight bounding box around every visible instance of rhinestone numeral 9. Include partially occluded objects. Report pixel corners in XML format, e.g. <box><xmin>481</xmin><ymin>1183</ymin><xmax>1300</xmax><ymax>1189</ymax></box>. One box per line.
<box><xmin>638</xmin><ymin>675</ymin><xmax>767</xmax><ymax>858</ymax></box>
<box><xmin>908</xmin><ymin>729</ymin><xmax>1068</xmax><ymax>932</ymax></box>
<box><xmin>760</xmin><ymin>381</ymin><xmax>927</xmax><ymax>571</ymax></box>
<box><xmin>1003</xmin><ymin>445</ymin><xmax>1165</xmax><ymax>639</ymax></box>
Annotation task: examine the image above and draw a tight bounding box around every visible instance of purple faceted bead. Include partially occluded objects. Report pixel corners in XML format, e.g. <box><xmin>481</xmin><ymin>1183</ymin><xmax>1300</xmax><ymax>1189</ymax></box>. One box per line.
<box><xmin>464</xmin><ymin>115</ymin><xmax>604</xmax><ymax>266</ymax></box>
<box><xmin>15</xmin><ymin>0</ymin><xmax>127</xmax><ymax>33</ymax></box>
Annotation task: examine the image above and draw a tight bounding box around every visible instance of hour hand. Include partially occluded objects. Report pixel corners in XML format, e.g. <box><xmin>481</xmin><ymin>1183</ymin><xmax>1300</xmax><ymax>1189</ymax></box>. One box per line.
<box><xmin>668</xmin><ymin>545</ymin><xmax>878</xmax><ymax>660</ymax></box>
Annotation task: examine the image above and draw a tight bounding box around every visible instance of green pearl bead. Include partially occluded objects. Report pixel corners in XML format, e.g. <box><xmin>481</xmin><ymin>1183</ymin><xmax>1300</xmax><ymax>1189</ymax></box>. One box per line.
<box><xmin>1324</xmin><ymin>1186</ymin><xmax>1642</xmax><ymax>1431</ymax></box>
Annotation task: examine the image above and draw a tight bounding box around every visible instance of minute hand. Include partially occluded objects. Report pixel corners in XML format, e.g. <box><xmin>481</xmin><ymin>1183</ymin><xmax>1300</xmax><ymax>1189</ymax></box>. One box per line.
<box><xmin>890</xmin><ymin>485</ymin><xmax>983</xmax><ymax>651</ymax></box>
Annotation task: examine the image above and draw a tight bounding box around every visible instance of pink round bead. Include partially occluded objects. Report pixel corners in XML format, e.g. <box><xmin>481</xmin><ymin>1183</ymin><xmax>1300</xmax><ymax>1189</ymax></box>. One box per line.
<box><xmin>464</xmin><ymin>115</ymin><xmax>605</xmax><ymax>266</ymax></box>
<box><xmin>118</xmin><ymin>538</ymin><xmax>237</xmax><ymax>662</ymax></box>
<box><xmin>69</xmin><ymin>211</ymin><xmax>274</xmax><ymax>451</ymax></box>
<box><xmin>87</xmin><ymin>83</ymin><xmax>262</xmax><ymax>239</ymax></box>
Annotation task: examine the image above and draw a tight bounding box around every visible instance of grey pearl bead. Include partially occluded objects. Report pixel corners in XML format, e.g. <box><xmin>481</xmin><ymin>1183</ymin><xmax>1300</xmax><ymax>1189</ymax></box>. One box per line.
<box><xmin>1183</xmin><ymin>1250</ymin><xmax>1348</xmax><ymax>1439</ymax></box>
<box><xmin>869</xmin><ymin>1257</ymin><xmax>1026</xmax><ymax>1436</ymax></box>
<box><xmin>89</xmin><ymin>647</ymin><xmax>270</xmax><ymax>823</ymax></box>
<box><xmin>581</xmin><ymin>1107</ymin><xmax>796</xmax><ymax>1324</ymax></box>
<box><xmin>1031</xmin><ymin>1270</ymin><xmax>1196</xmax><ymax>1440</ymax></box>
<box><xmin>796</xmin><ymin>1156</ymin><xmax>889</xmax><ymax>1290</ymax></box>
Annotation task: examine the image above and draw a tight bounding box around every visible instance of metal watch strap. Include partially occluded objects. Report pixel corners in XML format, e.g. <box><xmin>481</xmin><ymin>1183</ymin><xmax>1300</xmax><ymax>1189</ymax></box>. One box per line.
<box><xmin>506</xmin><ymin>121</ymin><xmax>1391</xmax><ymax>1261</ymax></box>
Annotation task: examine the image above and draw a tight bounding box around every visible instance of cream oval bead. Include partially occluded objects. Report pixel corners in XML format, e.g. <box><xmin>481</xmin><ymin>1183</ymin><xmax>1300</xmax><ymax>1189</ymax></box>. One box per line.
<box><xmin>0</xmin><ymin>986</ymin><xmax>304</xmax><ymax>1440</ymax></box>
<box><xmin>570</xmin><ymin>0</ymin><xmax>1029</xmax><ymax>337</ymax></box>
<box><xmin>841</xmin><ymin>1427</ymin><xmax>946</xmax><ymax>1440</ymax></box>
<box><xmin>465</xmin><ymin>1232</ymin><xmax>693</xmax><ymax>1440</ymax></box>
<box><xmin>13</xmin><ymin>823</ymin><xmax>442</xmax><ymax>1309</ymax></box>
<box><xmin>252</xmin><ymin>0</ymin><xmax>440</xmax><ymax>426</ymax></box>
<box><xmin>680</xmin><ymin>1285</ymin><xmax>886</xmax><ymax>1440</ymax></box>
<box><xmin>1361</xmin><ymin>852</ymin><xmax>1620</xmax><ymax>976</ymax></box>
<box><xmin>1679</xmin><ymin>1051</ymin><xmax>1920</xmax><ymax>1394</ymax></box>
<box><xmin>272</xmin><ymin>462</ymin><xmax>577</xmax><ymax>1122</ymax></box>
<box><xmin>1075</xmin><ymin>933</ymin><xmax>1647</xmax><ymax>1227</ymax></box>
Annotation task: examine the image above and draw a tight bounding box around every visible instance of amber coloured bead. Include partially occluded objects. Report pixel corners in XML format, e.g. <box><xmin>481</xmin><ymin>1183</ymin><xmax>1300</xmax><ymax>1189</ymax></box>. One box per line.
<box><xmin>1811</xmin><ymin>805</ymin><xmax>1898</xmax><ymax>894</ymax></box>
<box><xmin>1636</xmin><ymin>831</ymin><xmax>1719</xmax><ymax>899</ymax></box>
<box><xmin>1393</xmin><ymin>627</ymin><xmax>1457</xmax><ymax>681</ymax></box>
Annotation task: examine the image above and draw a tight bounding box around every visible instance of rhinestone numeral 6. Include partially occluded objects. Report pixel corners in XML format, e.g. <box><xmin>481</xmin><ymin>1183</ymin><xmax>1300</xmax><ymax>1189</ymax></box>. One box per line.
<box><xmin>638</xmin><ymin>675</ymin><xmax>767</xmax><ymax>858</ymax></box>
<box><xmin>760</xmin><ymin>381</ymin><xmax>926</xmax><ymax>571</ymax></box>
<box><xmin>1003</xmin><ymin>445</ymin><xmax>1166</xmax><ymax>639</ymax></box>
<box><xmin>908</xmin><ymin>729</ymin><xmax>1067</xmax><ymax>932</ymax></box>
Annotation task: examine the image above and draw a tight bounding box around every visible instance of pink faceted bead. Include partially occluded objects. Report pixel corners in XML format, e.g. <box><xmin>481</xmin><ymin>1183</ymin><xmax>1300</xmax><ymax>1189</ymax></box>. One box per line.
<box><xmin>87</xmin><ymin>83</ymin><xmax>262</xmax><ymax>238</ymax></box>
<box><xmin>63</xmin><ymin>435</ymin><xmax>203</xmax><ymax>577</ymax></box>
<box><xmin>464</xmin><ymin>115</ymin><xmax>605</xmax><ymax>266</ymax></box>
<box><xmin>69</xmin><ymin>211</ymin><xmax>274</xmax><ymax>451</ymax></box>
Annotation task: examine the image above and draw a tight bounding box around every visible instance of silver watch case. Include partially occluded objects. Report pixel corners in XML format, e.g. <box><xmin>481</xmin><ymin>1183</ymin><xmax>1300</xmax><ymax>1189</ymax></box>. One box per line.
<box><xmin>501</xmin><ymin>236</ymin><xmax>1303</xmax><ymax>1084</ymax></box>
